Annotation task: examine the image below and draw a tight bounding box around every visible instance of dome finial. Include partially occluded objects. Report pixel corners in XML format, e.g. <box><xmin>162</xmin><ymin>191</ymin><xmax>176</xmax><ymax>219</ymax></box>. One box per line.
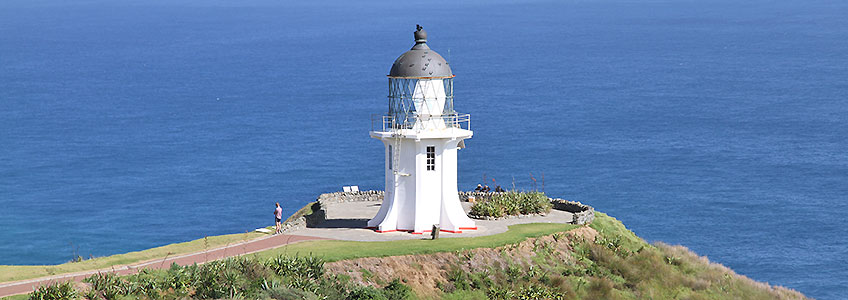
<box><xmin>414</xmin><ymin>25</ymin><xmax>427</xmax><ymax>44</ymax></box>
<box><xmin>389</xmin><ymin>25</ymin><xmax>451</xmax><ymax>78</ymax></box>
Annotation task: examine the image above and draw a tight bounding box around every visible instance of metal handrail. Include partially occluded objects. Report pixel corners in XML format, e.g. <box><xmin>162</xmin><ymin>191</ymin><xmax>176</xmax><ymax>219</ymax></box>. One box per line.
<box><xmin>371</xmin><ymin>113</ymin><xmax>471</xmax><ymax>132</ymax></box>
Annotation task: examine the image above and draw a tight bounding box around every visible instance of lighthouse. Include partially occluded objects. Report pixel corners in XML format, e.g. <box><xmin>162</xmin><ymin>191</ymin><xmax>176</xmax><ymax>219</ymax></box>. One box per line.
<box><xmin>368</xmin><ymin>25</ymin><xmax>476</xmax><ymax>234</ymax></box>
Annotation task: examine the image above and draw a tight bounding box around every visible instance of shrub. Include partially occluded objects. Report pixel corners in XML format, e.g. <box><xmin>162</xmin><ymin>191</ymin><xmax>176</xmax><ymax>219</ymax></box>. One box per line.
<box><xmin>516</xmin><ymin>284</ymin><xmax>565</xmax><ymax>300</ymax></box>
<box><xmin>470</xmin><ymin>192</ymin><xmax>551</xmax><ymax>218</ymax></box>
<box><xmin>34</xmin><ymin>254</ymin><xmax>392</xmax><ymax>300</ymax></box>
<box><xmin>469</xmin><ymin>199</ymin><xmax>504</xmax><ymax>218</ymax></box>
<box><xmin>30</xmin><ymin>282</ymin><xmax>77</xmax><ymax>300</ymax></box>
<box><xmin>586</xmin><ymin>277</ymin><xmax>618</xmax><ymax>300</ymax></box>
<box><xmin>447</xmin><ymin>267</ymin><xmax>471</xmax><ymax>291</ymax></box>
<box><xmin>83</xmin><ymin>273</ymin><xmax>127</xmax><ymax>300</ymax></box>
<box><xmin>486</xmin><ymin>285</ymin><xmax>515</xmax><ymax>300</ymax></box>
<box><xmin>505</xmin><ymin>264</ymin><xmax>523</xmax><ymax>283</ymax></box>
<box><xmin>161</xmin><ymin>264</ymin><xmax>192</xmax><ymax>296</ymax></box>
<box><xmin>595</xmin><ymin>234</ymin><xmax>631</xmax><ymax>257</ymax></box>
<box><xmin>263</xmin><ymin>286</ymin><xmax>320</xmax><ymax>300</ymax></box>
<box><xmin>347</xmin><ymin>285</ymin><xmax>388</xmax><ymax>300</ymax></box>
<box><xmin>266</xmin><ymin>255</ymin><xmax>324</xmax><ymax>279</ymax></box>
<box><xmin>468</xmin><ymin>271</ymin><xmax>493</xmax><ymax>290</ymax></box>
<box><xmin>123</xmin><ymin>271</ymin><xmax>159</xmax><ymax>299</ymax></box>
<box><xmin>382</xmin><ymin>279</ymin><xmax>413</xmax><ymax>300</ymax></box>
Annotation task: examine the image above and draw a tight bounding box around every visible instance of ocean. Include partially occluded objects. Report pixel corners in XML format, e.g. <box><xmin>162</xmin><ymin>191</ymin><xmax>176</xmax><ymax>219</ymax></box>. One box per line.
<box><xmin>1</xmin><ymin>0</ymin><xmax>846</xmax><ymax>298</ymax></box>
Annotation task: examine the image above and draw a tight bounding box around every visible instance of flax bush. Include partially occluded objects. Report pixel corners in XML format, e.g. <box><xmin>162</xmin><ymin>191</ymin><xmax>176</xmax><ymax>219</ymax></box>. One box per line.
<box><xmin>46</xmin><ymin>254</ymin><xmax>409</xmax><ymax>300</ymax></box>
<box><xmin>470</xmin><ymin>191</ymin><xmax>552</xmax><ymax>218</ymax></box>
<box><xmin>29</xmin><ymin>282</ymin><xmax>77</xmax><ymax>300</ymax></box>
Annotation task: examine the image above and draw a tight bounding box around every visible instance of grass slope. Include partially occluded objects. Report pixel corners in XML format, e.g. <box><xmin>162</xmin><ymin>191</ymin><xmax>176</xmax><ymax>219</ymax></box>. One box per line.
<box><xmin>334</xmin><ymin>212</ymin><xmax>806</xmax><ymax>299</ymax></box>
<box><xmin>576</xmin><ymin>212</ymin><xmax>805</xmax><ymax>299</ymax></box>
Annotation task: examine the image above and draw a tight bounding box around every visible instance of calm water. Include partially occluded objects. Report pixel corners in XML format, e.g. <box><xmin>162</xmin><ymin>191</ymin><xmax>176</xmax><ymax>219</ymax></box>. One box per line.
<box><xmin>1</xmin><ymin>0</ymin><xmax>846</xmax><ymax>298</ymax></box>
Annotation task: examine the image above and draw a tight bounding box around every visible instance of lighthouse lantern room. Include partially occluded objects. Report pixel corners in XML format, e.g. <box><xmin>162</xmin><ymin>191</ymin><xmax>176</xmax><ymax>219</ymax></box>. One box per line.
<box><xmin>368</xmin><ymin>25</ymin><xmax>476</xmax><ymax>234</ymax></box>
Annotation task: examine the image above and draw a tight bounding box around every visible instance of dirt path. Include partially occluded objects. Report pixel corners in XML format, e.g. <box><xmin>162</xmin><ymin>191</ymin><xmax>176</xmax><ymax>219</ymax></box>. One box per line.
<box><xmin>0</xmin><ymin>234</ymin><xmax>326</xmax><ymax>298</ymax></box>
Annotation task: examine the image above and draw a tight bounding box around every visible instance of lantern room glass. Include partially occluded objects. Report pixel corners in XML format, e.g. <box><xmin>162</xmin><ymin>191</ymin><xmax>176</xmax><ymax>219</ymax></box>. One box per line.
<box><xmin>387</xmin><ymin>77</ymin><xmax>455</xmax><ymax>129</ymax></box>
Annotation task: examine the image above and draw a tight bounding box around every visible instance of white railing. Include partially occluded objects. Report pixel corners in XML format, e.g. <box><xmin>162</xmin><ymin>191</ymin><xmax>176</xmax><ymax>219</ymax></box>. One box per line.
<box><xmin>371</xmin><ymin>113</ymin><xmax>471</xmax><ymax>132</ymax></box>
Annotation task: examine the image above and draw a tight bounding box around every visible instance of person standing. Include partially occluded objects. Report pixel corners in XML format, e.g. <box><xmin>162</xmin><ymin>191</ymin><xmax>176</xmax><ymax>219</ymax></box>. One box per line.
<box><xmin>274</xmin><ymin>203</ymin><xmax>283</xmax><ymax>234</ymax></box>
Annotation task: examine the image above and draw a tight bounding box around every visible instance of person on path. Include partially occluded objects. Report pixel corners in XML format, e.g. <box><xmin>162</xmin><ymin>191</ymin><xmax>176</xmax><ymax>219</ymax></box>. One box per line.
<box><xmin>274</xmin><ymin>203</ymin><xmax>283</xmax><ymax>234</ymax></box>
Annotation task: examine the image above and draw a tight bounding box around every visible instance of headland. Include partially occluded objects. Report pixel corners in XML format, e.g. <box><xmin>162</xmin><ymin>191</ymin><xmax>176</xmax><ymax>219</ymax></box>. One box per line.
<box><xmin>0</xmin><ymin>191</ymin><xmax>808</xmax><ymax>299</ymax></box>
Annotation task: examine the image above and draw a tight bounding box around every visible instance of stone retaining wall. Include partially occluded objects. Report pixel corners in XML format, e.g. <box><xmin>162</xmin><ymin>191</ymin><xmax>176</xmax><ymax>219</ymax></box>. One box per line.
<box><xmin>317</xmin><ymin>190</ymin><xmax>385</xmax><ymax>203</ymax></box>
<box><xmin>550</xmin><ymin>198</ymin><xmax>595</xmax><ymax>225</ymax></box>
<box><xmin>458</xmin><ymin>191</ymin><xmax>507</xmax><ymax>202</ymax></box>
<box><xmin>281</xmin><ymin>191</ymin><xmax>595</xmax><ymax>232</ymax></box>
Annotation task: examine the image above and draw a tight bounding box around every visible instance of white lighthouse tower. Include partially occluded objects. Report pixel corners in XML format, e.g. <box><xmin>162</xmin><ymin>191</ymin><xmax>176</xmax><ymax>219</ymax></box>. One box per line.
<box><xmin>367</xmin><ymin>26</ymin><xmax>476</xmax><ymax>234</ymax></box>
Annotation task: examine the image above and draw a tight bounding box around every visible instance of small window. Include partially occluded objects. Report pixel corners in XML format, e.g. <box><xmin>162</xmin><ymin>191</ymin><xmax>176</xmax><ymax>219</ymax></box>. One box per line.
<box><xmin>388</xmin><ymin>145</ymin><xmax>393</xmax><ymax>170</ymax></box>
<box><xmin>426</xmin><ymin>146</ymin><xmax>435</xmax><ymax>171</ymax></box>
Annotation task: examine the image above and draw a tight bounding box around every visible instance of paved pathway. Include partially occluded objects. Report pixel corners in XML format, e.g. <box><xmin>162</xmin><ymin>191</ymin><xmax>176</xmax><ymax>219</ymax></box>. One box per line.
<box><xmin>292</xmin><ymin>201</ymin><xmax>575</xmax><ymax>241</ymax></box>
<box><xmin>0</xmin><ymin>234</ymin><xmax>325</xmax><ymax>298</ymax></box>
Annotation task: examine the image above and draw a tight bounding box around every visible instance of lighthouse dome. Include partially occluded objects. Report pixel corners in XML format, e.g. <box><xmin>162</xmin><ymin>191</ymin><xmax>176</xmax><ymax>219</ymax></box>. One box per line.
<box><xmin>388</xmin><ymin>25</ymin><xmax>453</xmax><ymax>78</ymax></box>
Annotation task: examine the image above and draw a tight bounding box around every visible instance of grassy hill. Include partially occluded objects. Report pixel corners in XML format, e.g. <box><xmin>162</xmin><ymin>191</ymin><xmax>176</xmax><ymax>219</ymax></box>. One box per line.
<box><xmin>4</xmin><ymin>212</ymin><xmax>806</xmax><ymax>300</ymax></box>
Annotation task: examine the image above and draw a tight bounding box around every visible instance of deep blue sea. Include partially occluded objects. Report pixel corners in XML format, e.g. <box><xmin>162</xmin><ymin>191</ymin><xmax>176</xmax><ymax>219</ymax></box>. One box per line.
<box><xmin>1</xmin><ymin>0</ymin><xmax>846</xmax><ymax>298</ymax></box>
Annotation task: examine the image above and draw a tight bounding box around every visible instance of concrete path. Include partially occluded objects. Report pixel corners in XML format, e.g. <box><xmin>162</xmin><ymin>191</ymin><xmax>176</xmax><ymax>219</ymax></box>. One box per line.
<box><xmin>291</xmin><ymin>201</ymin><xmax>575</xmax><ymax>241</ymax></box>
<box><xmin>0</xmin><ymin>234</ymin><xmax>325</xmax><ymax>298</ymax></box>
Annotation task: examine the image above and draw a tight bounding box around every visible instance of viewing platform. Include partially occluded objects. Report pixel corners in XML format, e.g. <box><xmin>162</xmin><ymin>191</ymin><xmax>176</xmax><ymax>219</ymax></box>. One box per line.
<box><xmin>280</xmin><ymin>191</ymin><xmax>594</xmax><ymax>242</ymax></box>
<box><xmin>370</xmin><ymin>114</ymin><xmax>472</xmax><ymax>140</ymax></box>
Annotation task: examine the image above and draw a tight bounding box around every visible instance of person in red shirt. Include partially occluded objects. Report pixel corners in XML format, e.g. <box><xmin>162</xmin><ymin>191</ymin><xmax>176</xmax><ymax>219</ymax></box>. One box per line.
<box><xmin>274</xmin><ymin>203</ymin><xmax>283</xmax><ymax>234</ymax></box>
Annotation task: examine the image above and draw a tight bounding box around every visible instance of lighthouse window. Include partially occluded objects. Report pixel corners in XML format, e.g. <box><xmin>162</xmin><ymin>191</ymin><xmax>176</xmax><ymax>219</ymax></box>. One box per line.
<box><xmin>426</xmin><ymin>146</ymin><xmax>435</xmax><ymax>171</ymax></box>
<box><xmin>388</xmin><ymin>145</ymin><xmax>393</xmax><ymax>170</ymax></box>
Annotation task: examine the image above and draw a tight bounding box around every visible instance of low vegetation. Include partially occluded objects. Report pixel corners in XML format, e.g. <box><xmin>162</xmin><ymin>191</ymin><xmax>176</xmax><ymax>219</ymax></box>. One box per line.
<box><xmin>28</xmin><ymin>282</ymin><xmax>76</xmax><ymax>300</ymax></box>
<box><xmin>11</xmin><ymin>213</ymin><xmax>807</xmax><ymax>300</ymax></box>
<box><xmin>469</xmin><ymin>191</ymin><xmax>552</xmax><ymax>218</ymax></box>
<box><xmin>23</xmin><ymin>255</ymin><xmax>413</xmax><ymax>300</ymax></box>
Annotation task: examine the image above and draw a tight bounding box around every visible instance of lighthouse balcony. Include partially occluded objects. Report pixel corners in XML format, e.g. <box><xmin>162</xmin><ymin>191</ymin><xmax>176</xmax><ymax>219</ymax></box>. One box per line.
<box><xmin>371</xmin><ymin>113</ymin><xmax>470</xmax><ymax>133</ymax></box>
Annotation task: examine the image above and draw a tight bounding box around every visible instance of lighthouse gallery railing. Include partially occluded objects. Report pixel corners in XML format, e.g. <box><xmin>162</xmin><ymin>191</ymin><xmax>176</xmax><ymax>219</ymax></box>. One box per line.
<box><xmin>371</xmin><ymin>113</ymin><xmax>471</xmax><ymax>132</ymax></box>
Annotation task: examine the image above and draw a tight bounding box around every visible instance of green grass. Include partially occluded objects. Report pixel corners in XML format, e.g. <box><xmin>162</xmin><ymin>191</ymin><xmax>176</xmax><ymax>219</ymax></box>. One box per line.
<box><xmin>441</xmin><ymin>289</ymin><xmax>489</xmax><ymax>300</ymax></box>
<box><xmin>284</xmin><ymin>201</ymin><xmax>316</xmax><ymax>224</ymax></box>
<box><xmin>589</xmin><ymin>211</ymin><xmax>646</xmax><ymax>253</ymax></box>
<box><xmin>563</xmin><ymin>212</ymin><xmax>807</xmax><ymax>300</ymax></box>
<box><xmin>255</xmin><ymin>222</ymin><xmax>580</xmax><ymax>262</ymax></box>
<box><xmin>0</xmin><ymin>230</ymin><xmax>267</xmax><ymax>284</ymax></box>
<box><xmin>0</xmin><ymin>294</ymin><xmax>28</xmax><ymax>300</ymax></box>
